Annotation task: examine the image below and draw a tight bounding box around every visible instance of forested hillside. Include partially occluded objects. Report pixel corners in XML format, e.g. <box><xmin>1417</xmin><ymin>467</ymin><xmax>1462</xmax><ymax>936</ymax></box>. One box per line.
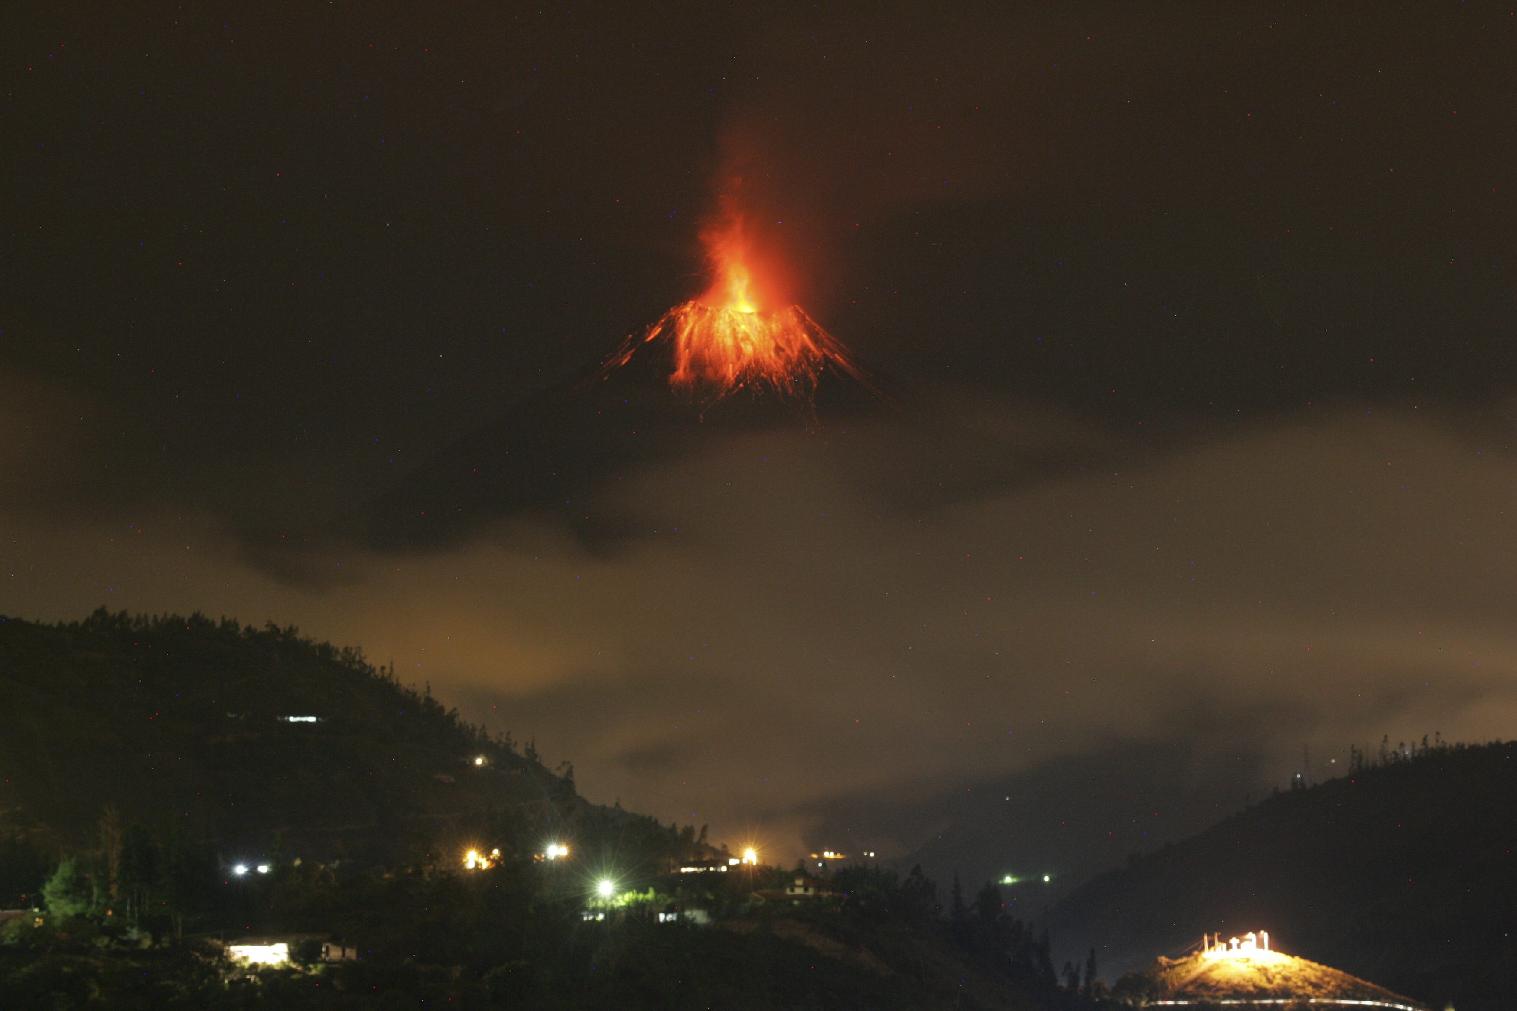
<box><xmin>0</xmin><ymin>610</ymin><xmax>698</xmax><ymax>886</ymax></box>
<box><xmin>0</xmin><ymin>610</ymin><xmax>1098</xmax><ymax>1010</ymax></box>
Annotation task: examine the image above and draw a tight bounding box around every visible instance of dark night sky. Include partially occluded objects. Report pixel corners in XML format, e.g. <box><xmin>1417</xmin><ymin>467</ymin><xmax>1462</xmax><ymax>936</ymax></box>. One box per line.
<box><xmin>5</xmin><ymin>4</ymin><xmax>1517</xmax><ymax>884</ymax></box>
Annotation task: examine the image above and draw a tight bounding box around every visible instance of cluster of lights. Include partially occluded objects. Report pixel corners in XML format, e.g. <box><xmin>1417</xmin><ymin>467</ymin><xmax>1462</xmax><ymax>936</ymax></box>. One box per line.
<box><xmin>541</xmin><ymin>842</ymin><xmax>570</xmax><ymax>861</ymax></box>
<box><xmin>1201</xmin><ymin>930</ymin><xmax>1284</xmax><ymax>964</ymax></box>
<box><xmin>231</xmin><ymin>862</ymin><xmax>272</xmax><ymax>877</ymax></box>
<box><xmin>463</xmin><ymin>847</ymin><xmax>501</xmax><ymax>870</ymax></box>
<box><xmin>806</xmin><ymin>848</ymin><xmax>877</xmax><ymax>861</ymax></box>
<box><xmin>997</xmin><ymin>872</ymin><xmax>1053</xmax><ymax>886</ymax></box>
<box><xmin>740</xmin><ymin>847</ymin><xmax>759</xmax><ymax>865</ymax></box>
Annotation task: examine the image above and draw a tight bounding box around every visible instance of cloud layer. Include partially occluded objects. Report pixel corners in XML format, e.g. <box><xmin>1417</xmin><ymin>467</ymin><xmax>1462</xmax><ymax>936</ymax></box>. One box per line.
<box><xmin>7</xmin><ymin>391</ymin><xmax>1515</xmax><ymax>875</ymax></box>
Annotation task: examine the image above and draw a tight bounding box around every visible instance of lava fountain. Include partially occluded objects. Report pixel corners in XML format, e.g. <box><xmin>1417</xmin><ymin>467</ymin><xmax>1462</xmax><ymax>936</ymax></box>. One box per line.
<box><xmin>604</xmin><ymin>205</ymin><xmax>868</xmax><ymax>405</ymax></box>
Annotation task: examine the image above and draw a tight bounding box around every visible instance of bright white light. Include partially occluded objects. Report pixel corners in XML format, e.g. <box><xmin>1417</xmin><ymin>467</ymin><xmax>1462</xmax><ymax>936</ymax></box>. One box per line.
<box><xmin>227</xmin><ymin>942</ymin><xmax>289</xmax><ymax>966</ymax></box>
<box><xmin>255</xmin><ymin>863</ymin><xmax>271</xmax><ymax>875</ymax></box>
<box><xmin>741</xmin><ymin>847</ymin><xmax>758</xmax><ymax>865</ymax></box>
<box><xmin>280</xmin><ymin>715</ymin><xmax>319</xmax><ymax>723</ymax></box>
<box><xmin>544</xmin><ymin>842</ymin><xmax>569</xmax><ymax>860</ymax></box>
<box><xmin>473</xmin><ymin>755</ymin><xmax>486</xmax><ymax>767</ymax></box>
<box><xmin>596</xmin><ymin>878</ymin><xmax>615</xmax><ymax>898</ymax></box>
<box><xmin>1042</xmin><ymin>873</ymin><xmax>1051</xmax><ymax>883</ymax></box>
<box><xmin>1001</xmin><ymin>874</ymin><xmax>1019</xmax><ymax>885</ymax></box>
<box><xmin>232</xmin><ymin>863</ymin><xmax>249</xmax><ymax>877</ymax></box>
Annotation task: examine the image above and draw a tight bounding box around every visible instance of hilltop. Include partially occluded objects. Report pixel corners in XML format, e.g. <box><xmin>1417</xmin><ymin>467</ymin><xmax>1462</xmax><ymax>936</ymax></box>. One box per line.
<box><xmin>1045</xmin><ymin>739</ymin><xmax>1517</xmax><ymax>1010</ymax></box>
<box><xmin>1110</xmin><ymin>938</ymin><xmax>1426</xmax><ymax>1009</ymax></box>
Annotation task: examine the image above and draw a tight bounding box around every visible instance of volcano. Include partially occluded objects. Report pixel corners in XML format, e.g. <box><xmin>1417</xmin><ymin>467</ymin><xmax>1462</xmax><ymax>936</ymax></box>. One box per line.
<box><xmin>602</xmin><ymin>202</ymin><xmax>870</xmax><ymax>406</ymax></box>
<box><xmin>337</xmin><ymin>209</ymin><xmax>878</xmax><ymax>557</ymax></box>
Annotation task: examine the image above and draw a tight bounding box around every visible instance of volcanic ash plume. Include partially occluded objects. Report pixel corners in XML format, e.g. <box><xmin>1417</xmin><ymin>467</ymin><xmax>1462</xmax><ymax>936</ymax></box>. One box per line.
<box><xmin>604</xmin><ymin>207</ymin><xmax>868</xmax><ymax>405</ymax></box>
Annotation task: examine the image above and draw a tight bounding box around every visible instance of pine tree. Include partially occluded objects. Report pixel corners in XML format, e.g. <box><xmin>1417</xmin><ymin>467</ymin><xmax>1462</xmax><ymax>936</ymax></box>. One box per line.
<box><xmin>42</xmin><ymin>857</ymin><xmax>96</xmax><ymax>920</ymax></box>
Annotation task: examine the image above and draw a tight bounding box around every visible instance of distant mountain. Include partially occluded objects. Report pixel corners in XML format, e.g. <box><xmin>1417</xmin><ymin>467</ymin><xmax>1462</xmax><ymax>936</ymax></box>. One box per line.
<box><xmin>0</xmin><ymin>610</ymin><xmax>704</xmax><ymax>880</ymax></box>
<box><xmin>895</xmin><ymin>738</ymin><xmax>1274</xmax><ymax>913</ymax></box>
<box><xmin>1044</xmin><ymin>740</ymin><xmax>1517</xmax><ymax>1011</ymax></box>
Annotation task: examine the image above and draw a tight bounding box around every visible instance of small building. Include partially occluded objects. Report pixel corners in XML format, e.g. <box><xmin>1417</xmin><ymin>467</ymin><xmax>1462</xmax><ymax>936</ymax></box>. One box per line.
<box><xmin>808</xmin><ymin>849</ymin><xmax>859</xmax><ymax>875</ymax></box>
<box><xmin>751</xmin><ymin>875</ymin><xmax>839</xmax><ymax>905</ymax></box>
<box><xmin>785</xmin><ymin>875</ymin><xmax>834</xmax><ymax>899</ymax></box>
<box><xmin>321</xmin><ymin>941</ymin><xmax>358</xmax><ymax>962</ymax></box>
<box><xmin>656</xmin><ymin>904</ymin><xmax>712</xmax><ymax>925</ymax></box>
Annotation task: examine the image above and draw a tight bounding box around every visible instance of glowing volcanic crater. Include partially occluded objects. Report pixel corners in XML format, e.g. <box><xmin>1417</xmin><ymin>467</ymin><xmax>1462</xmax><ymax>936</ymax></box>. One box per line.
<box><xmin>605</xmin><ymin>208</ymin><xmax>867</xmax><ymax>404</ymax></box>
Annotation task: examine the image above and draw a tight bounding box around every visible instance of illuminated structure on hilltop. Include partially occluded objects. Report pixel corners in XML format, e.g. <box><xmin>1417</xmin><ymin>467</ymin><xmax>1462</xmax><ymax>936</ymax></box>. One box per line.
<box><xmin>1199</xmin><ymin>929</ymin><xmax>1283</xmax><ymax>964</ymax></box>
<box><xmin>1137</xmin><ymin>928</ymin><xmax>1428</xmax><ymax>1011</ymax></box>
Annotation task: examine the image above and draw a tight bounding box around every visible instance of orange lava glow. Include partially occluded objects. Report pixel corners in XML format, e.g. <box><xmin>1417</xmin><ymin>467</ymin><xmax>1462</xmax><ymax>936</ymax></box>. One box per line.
<box><xmin>605</xmin><ymin>207</ymin><xmax>866</xmax><ymax>403</ymax></box>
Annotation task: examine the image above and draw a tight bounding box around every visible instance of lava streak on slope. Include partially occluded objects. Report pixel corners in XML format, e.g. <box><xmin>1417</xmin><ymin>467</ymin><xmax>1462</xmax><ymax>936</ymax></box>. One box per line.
<box><xmin>605</xmin><ymin>203</ymin><xmax>868</xmax><ymax>405</ymax></box>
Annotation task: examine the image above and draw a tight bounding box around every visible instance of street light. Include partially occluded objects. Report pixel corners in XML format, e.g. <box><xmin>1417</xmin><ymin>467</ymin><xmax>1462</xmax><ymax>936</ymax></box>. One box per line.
<box><xmin>596</xmin><ymin>878</ymin><xmax>615</xmax><ymax>899</ymax></box>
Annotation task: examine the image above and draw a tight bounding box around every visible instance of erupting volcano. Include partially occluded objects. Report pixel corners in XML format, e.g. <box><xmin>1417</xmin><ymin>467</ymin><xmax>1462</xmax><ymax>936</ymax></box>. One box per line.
<box><xmin>605</xmin><ymin>203</ymin><xmax>868</xmax><ymax>405</ymax></box>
